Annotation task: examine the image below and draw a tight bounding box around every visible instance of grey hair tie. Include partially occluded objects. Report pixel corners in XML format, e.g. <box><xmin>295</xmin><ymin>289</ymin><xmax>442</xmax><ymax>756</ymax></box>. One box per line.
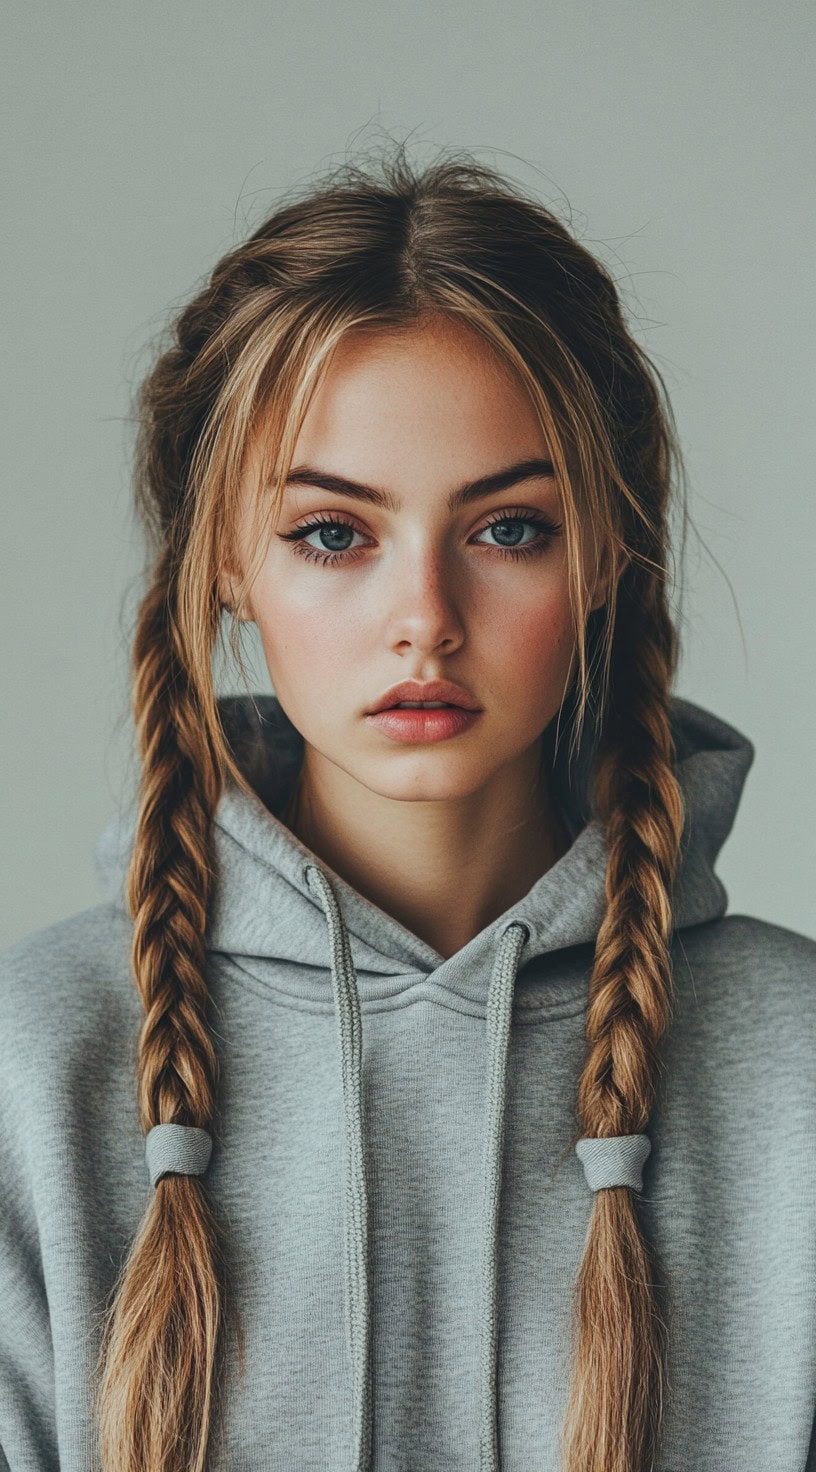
<box><xmin>145</xmin><ymin>1124</ymin><xmax>213</xmax><ymax>1187</ymax></box>
<box><xmin>575</xmin><ymin>1133</ymin><xmax>651</xmax><ymax>1191</ymax></box>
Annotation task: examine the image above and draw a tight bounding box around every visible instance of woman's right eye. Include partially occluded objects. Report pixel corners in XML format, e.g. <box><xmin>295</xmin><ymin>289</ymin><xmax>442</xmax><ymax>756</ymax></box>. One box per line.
<box><xmin>278</xmin><ymin>517</ymin><xmax>367</xmax><ymax>566</ymax></box>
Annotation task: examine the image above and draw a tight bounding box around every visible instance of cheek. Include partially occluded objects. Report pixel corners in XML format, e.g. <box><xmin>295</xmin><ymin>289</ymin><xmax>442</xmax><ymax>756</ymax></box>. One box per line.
<box><xmin>482</xmin><ymin>582</ymin><xmax>575</xmax><ymax>673</ymax></box>
<box><xmin>251</xmin><ymin>577</ymin><xmax>369</xmax><ymax>683</ymax></box>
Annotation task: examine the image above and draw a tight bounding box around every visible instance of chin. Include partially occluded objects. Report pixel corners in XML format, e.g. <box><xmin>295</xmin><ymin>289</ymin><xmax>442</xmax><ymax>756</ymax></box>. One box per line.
<box><xmin>356</xmin><ymin>760</ymin><xmax>494</xmax><ymax>804</ymax></box>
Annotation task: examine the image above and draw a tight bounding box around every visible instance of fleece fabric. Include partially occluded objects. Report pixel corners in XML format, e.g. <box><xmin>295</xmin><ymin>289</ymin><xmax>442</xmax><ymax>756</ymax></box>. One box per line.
<box><xmin>0</xmin><ymin>693</ymin><xmax>814</xmax><ymax>1472</ymax></box>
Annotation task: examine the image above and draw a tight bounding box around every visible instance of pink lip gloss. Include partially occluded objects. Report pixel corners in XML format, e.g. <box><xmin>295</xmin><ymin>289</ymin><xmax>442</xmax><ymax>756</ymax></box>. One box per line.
<box><xmin>365</xmin><ymin>706</ymin><xmax>483</xmax><ymax>743</ymax></box>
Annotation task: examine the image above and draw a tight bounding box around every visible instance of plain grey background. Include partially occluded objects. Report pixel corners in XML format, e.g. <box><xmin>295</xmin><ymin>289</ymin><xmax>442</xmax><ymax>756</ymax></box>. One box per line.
<box><xmin>2</xmin><ymin>1</ymin><xmax>813</xmax><ymax>950</ymax></box>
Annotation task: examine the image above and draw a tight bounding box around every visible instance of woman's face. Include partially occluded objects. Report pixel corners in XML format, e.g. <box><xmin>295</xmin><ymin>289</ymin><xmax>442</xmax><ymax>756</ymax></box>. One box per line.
<box><xmin>224</xmin><ymin>315</ymin><xmax>606</xmax><ymax>807</ymax></box>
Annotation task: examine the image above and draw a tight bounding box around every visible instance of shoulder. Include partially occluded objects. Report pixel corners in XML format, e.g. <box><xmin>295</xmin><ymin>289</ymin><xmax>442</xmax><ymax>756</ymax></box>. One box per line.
<box><xmin>0</xmin><ymin>899</ymin><xmax>133</xmax><ymax>988</ymax></box>
<box><xmin>678</xmin><ymin>910</ymin><xmax>816</xmax><ymax>969</ymax></box>
<box><xmin>0</xmin><ymin>903</ymin><xmax>137</xmax><ymax>1077</ymax></box>
<box><xmin>672</xmin><ymin>911</ymin><xmax>816</xmax><ymax>1032</ymax></box>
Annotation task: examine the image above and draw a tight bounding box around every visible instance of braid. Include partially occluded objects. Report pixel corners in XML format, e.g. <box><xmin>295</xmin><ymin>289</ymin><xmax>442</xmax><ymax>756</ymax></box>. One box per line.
<box><xmin>92</xmin><ymin>548</ymin><xmax>238</xmax><ymax>1472</ymax></box>
<box><xmin>560</xmin><ymin>575</ymin><xmax>685</xmax><ymax>1472</ymax></box>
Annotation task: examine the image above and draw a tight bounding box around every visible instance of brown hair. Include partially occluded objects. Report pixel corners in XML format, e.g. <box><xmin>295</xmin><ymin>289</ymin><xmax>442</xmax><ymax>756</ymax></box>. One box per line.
<box><xmin>93</xmin><ymin>141</ymin><xmax>688</xmax><ymax>1472</ymax></box>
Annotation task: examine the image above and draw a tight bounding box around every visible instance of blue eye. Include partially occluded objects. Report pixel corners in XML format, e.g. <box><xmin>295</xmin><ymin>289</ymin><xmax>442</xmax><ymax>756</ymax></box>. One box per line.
<box><xmin>279</xmin><ymin>515</ymin><xmax>365</xmax><ymax>565</ymax></box>
<box><xmin>298</xmin><ymin>520</ymin><xmax>360</xmax><ymax>555</ymax></box>
<box><xmin>475</xmin><ymin>513</ymin><xmax>560</xmax><ymax>553</ymax></box>
<box><xmin>279</xmin><ymin>510</ymin><xmax>561</xmax><ymax>567</ymax></box>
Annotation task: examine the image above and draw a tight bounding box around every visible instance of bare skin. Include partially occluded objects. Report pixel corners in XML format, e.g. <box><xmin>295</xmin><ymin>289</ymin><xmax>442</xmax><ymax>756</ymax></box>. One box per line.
<box><xmin>221</xmin><ymin>314</ymin><xmax>609</xmax><ymax>960</ymax></box>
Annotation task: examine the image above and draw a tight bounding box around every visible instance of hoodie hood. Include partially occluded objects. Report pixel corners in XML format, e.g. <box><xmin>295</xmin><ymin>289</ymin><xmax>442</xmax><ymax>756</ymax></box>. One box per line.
<box><xmin>93</xmin><ymin>692</ymin><xmax>755</xmax><ymax>1471</ymax></box>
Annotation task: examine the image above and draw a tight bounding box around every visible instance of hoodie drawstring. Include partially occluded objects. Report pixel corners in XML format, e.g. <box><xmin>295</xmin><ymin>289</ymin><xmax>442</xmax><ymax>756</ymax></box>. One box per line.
<box><xmin>478</xmin><ymin>912</ymin><xmax>529</xmax><ymax>1471</ymax></box>
<box><xmin>304</xmin><ymin>863</ymin><xmax>373</xmax><ymax>1471</ymax></box>
<box><xmin>304</xmin><ymin>861</ymin><xmax>529</xmax><ymax>1472</ymax></box>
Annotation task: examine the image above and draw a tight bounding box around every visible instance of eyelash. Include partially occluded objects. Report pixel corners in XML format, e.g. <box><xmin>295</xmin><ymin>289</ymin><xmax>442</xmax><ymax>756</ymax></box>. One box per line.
<box><xmin>279</xmin><ymin>508</ymin><xmax>562</xmax><ymax>567</ymax></box>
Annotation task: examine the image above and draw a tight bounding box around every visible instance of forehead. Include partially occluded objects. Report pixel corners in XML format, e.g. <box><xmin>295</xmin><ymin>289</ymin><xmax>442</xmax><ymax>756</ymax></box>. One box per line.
<box><xmin>298</xmin><ymin>318</ymin><xmax>544</xmax><ymax>457</ymax></box>
<box><xmin>240</xmin><ymin>316</ymin><xmax>557</xmax><ymax>524</ymax></box>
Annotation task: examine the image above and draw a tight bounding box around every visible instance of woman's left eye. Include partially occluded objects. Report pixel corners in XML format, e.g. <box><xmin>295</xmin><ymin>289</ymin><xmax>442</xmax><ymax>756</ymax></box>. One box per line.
<box><xmin>474</xmin><ymin>513</ymin><xmax>562</xmax><ymax>557</ymax></box>
<box><xmin>278</xmin><ymin>511</ymin><xmax>561</xmax><ymax>566</ymax></box>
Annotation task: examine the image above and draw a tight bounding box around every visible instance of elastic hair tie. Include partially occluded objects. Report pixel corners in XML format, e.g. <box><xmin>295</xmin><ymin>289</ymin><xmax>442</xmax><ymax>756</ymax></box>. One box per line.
<box><xmin>575</xmin><ymin>1133</ymin><xmax>652</xmax><ymax>1192</ymax></box>
<box><xmin>145</xmin><ymin>1123</ymin><xmax>213</xmax><ymax>1188</ymax></box>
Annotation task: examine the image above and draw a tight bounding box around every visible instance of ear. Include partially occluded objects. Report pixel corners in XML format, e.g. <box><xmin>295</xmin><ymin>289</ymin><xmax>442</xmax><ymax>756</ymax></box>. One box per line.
<box><xmin>588</xmin><ymin>541</ymin><xmax>628</xmax><ymax>614</ymax></box>
<box><xmin>583</xmin><ymin>544</ymin><xmax>609</xmax><ymax>612</ymax></box>
<box><xmin>217</xmin><ymin>564</ymin><xmax>234</xmax><ymax>611</ymax></box>
<box><xmin>217</xmin><ymin>562</ymin><xmax>249</xmax><ymax>621</ymax></box>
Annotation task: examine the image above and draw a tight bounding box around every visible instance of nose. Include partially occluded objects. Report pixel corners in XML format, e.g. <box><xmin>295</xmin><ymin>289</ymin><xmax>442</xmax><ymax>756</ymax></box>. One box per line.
<box><xmin>382</xmin><ymin>541</ymin><xmax>465</xmax><ymax>656</ymax></box>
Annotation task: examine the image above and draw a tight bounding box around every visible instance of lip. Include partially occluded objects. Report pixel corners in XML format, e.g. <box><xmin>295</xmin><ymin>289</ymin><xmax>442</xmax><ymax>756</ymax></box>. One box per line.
<box><xmin>366</xmin><ymin>705</ymin><xmax>483</xmax><ymax>744</ymax></box>
<box><xmin>365</xmin><ymin>678</ymin><xmax>482</xmax><ymax>715</ymax></box>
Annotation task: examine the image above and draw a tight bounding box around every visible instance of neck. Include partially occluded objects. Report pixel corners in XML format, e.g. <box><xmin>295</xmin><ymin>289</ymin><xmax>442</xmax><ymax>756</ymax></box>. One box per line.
<box><xmin>279</xmin><ymin>740</ymin><xmax>571</xmax><ymax>961</ymax></box>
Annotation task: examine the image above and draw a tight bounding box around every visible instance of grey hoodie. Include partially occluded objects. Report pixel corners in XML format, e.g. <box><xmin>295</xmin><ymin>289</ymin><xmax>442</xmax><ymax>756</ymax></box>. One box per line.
<box><xmin>0</xmin><ymin>693</ymin><xmax>814</xmax><ymax>1472</ymax></box>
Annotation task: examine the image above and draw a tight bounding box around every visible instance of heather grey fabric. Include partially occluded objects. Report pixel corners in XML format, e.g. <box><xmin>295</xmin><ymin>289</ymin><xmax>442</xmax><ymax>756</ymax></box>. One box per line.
<box><xmin>1</xmin><ymin>693</ymin><xmax>814</xmax><ymax>1471</ymax></box>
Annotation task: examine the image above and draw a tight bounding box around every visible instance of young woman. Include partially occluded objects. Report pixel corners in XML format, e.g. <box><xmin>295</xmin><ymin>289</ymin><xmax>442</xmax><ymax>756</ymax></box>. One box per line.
<box><xmin>1</xmin><ymin>148</ymin><xmax>814</xmax><ymax>1472</ymax></box>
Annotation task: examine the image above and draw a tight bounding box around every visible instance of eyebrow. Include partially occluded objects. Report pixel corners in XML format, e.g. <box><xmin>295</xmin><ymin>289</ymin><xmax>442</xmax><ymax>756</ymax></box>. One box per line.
<box><xmin>283</xmin><ymin>457</ymin><xmax>556</xmax><ymax>513</ymax></box>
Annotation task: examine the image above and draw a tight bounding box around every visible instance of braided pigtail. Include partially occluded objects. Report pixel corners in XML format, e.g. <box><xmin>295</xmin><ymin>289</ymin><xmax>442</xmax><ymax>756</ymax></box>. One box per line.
<box><xmin>92</xmin><ymin>545</ymin><xmax>240</xmax><ymax>1472</ymax></box>
<box><xmin>560</xmin><ymin>567</ymin><xmax>685</xmax><ymax>1472</ymax></box>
